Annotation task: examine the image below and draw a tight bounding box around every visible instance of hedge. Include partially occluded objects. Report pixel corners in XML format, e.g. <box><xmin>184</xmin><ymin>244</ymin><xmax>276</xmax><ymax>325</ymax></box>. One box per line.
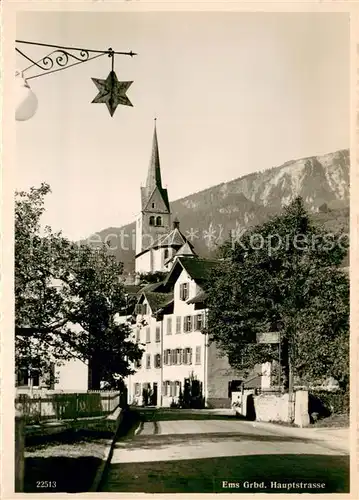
<box><xmin>309</xmin><ymin>390</ymin><xmax>349</xmax><ymax>417</ymax></box>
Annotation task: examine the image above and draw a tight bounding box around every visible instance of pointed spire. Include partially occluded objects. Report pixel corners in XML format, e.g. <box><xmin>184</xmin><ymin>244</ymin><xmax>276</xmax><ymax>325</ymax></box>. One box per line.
<box><xmin>146</xmin><ymin>118</ymin><xmax>163</xmax><ymax>194</ymax></box>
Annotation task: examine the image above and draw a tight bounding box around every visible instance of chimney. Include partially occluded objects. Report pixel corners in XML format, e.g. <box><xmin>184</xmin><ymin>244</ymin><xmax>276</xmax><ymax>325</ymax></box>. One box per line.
<box><xmin>173</xmin><ymin>217</ymin><xmax>180</xmax><ymax>230</ymax></box>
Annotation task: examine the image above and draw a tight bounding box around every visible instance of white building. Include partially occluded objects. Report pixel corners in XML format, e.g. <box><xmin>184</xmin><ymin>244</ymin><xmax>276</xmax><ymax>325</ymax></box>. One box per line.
<box><xmin>127</xmin><ymin>255</ymin><xmax>243</xmax><ymax>408</ymax></box>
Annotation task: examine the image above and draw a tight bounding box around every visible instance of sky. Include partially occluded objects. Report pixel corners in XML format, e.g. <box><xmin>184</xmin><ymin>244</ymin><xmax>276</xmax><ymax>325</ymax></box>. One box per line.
<box><xmin>16</xmin><ymin>11</ymin><xmax>350</xmax><ymax>241</ymax></box>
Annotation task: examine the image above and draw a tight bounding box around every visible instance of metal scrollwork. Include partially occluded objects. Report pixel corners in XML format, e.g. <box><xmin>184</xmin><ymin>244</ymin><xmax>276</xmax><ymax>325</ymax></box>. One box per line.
<box><xmin>15</xmin><ymin>40</ymin><xmax>136</xmax><ymax>81</ymax></box>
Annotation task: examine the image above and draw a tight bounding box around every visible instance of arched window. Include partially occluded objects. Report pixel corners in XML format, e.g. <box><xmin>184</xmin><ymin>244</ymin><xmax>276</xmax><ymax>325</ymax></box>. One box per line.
<box><xmin>149</xmin><ymin>216</ymin><xmax>155</xmax><ymax>226</ymax></box>
<box><xmin>152</xmin><ymin>203</ymin><xmax>155</xmax><ymax>208</ymax></box>
<box><xmin>156</xmin><ymin>216</ymin><xmax>162</xmax><ymax>226</ymax></box>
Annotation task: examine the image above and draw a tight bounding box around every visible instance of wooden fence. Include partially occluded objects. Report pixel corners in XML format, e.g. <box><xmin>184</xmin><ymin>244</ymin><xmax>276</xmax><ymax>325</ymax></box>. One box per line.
<box><xmin>15</xmin><ymin>391</ymin><xmax>121</xmax><ymax>424</ymax></box>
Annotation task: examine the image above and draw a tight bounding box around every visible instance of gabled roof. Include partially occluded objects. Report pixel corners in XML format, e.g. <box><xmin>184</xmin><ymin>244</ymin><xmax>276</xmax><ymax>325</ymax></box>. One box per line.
<box><xmin>164</xmin><ymin>256</ymin><xmax>220</xmax><ymax>286</ymax></box>
<box><xmin>144</xmin><ymin>292</ymin><xmax>174</xmax><ymax>315</ymax></box>
<box><xmin>187</xmin><ymin>290</ymin><xmax>207</xmax><ymax>305</ymax></box>
<box><xmin>154</xmin><ymin>227</ymin><xmax>190</xmax><ymax>248</ymax></box>
<box><xmin>165</xmin><ymin>241</ymin><xmax>196</xmax><ymax>265</ymax></box>
<box><xmin>137</xmin><ymin>227</ymin><xmax>194</xmax><ymax>257</ymax></box>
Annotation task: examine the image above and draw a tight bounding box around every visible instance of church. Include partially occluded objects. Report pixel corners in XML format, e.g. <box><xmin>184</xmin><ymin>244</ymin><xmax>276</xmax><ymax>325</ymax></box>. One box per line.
<box><xmin>134</xmin><ymin>119</ymin><xmax>196</xmax><ymax>276</ymax></box>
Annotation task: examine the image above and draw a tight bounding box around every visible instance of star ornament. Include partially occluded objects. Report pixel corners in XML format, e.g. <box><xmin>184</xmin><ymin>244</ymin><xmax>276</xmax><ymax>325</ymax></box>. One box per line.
<box><xmin>91</xmin><ymin>70</ymin><xmax>133</xmax><ymax>117</ymax></box>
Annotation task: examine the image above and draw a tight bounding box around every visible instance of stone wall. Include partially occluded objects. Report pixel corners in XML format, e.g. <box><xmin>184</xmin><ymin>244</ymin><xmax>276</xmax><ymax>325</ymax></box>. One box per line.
<box><xmin>253</xmin><ymin>393</ymin><xmax>292</xmax><ymax>423</ymax></box>
<box><xmin>236</xmin><ymin>390</ymin><xmax>310</xmax><ymax>426</ymax></box>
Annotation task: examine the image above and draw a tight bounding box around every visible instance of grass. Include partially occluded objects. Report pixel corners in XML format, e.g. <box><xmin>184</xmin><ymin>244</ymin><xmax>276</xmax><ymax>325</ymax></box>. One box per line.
<box><xmin>23</xmin><ymin>410</ymin><xmax>138</xmax><ymax>493</ymax></box>
<box><xmin>310</xmin><ymin>413</ymin><xmax>349</xmax><ymax>428</ymax></box>
<box><xmin>103</xmin><ymin>454</ymin><xmax>349</xmax><ymax>493</ymax></box>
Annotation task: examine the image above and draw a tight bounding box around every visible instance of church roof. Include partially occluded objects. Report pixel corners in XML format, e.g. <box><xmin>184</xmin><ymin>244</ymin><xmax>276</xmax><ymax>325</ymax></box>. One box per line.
<box><xmin>141</xmin><ymin>121</ymin><xmax>170</xmax><ymax>211</ymax></box>
<box><xmin>165</xmin><ymin>241</ymin><xmax>196</xmax><ymax>265</ymax></box>
<box><xmin>154</xmin><ymin>227</ymin><xmax>190</xmax><ymax>249</ymax></box>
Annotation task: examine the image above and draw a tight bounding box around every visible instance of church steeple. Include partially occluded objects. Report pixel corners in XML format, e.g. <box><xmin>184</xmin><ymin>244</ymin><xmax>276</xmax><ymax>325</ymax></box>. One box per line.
<box><xmin>146</xmin><ymin>119</ymin><xmax>163</xmax><ymax>193</ymax></box>
<box><xmin>136</xmin><ymin>120</ymin><xmax>171</xmax><ymax>260</ymax></box>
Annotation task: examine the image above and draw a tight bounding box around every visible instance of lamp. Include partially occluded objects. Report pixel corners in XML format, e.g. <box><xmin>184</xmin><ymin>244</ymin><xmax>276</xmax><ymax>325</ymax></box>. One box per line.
<box><xmin>15</xmin><ymin>72</ymin><xmax>38</xmax><ymax>121</ymax></box>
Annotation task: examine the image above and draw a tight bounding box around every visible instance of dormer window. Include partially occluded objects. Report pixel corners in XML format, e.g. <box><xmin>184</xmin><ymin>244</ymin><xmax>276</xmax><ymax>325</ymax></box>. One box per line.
<box><xmin>149</xmin><ymin>216</ymin><xmax>155</xmax><ymax>226</ymax></box>
<box><xmin>164</xmin><ymin>248</ymin><xmax>169</xmax><ymax>259</ymax></box>
<box><xmin>156</xmin><ymin>216</ymin><xmax>162</xmax><ymax>226</ymax></box>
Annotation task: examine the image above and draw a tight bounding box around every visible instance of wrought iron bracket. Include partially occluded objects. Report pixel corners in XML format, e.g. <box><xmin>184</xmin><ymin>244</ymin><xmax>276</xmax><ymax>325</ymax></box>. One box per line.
<box><xmin>16</xmin><ymin>40</ymin><xmax>137</xmax><ymax>81</ymax></box>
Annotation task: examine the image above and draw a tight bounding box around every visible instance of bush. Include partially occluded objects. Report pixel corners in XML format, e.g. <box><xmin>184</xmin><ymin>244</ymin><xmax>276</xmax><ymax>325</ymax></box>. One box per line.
<box><xmin>309</xmin><ymin>390</ymin><xmax>349</xmax><ymax>418</ymax></box>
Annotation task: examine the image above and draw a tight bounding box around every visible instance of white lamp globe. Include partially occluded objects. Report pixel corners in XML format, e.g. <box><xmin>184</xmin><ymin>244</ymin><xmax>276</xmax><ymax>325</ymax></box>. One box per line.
<box><xmin>15</xmin><ymin>72</ymin><xmax>38</xmax><ymax>121</ymax></box>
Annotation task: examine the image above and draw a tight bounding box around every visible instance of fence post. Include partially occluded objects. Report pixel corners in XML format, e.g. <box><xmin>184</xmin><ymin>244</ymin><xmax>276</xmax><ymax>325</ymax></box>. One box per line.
<box><xmin>15</xmin><ymin>410</ymin><xmax>25</xmax><ymax>492</ymax></box>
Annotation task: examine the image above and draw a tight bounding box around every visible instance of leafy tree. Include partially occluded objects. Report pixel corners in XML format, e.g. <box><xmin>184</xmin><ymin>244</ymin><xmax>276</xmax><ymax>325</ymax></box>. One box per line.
<box><xmin>15</xmin><ymin>184</ymin><xmax>143</xmax><ymax>389</ymax></box>
<box><xmin>205</xmin><ymin>197</ymin><xmax>349</xmax><ymax>392</ymax></box>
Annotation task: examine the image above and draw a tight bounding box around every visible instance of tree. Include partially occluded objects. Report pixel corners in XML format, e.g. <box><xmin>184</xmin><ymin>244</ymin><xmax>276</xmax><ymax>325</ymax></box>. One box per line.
<box><xmin>205</xmin><ymin>197</ymin><xmax>349</xmax><ymax>392</ymax></box>
<box><xmin>15</xmin><ymin>184</ymin><xmax>143</xmax><ymax>389</ymax></box>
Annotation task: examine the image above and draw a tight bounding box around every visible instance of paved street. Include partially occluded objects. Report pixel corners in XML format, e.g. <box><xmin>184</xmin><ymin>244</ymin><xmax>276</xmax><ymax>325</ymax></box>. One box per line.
<box><xmin>101</xmin><ymin>415</ymin><xmax>349</xmax><ymax>493</ymax></box>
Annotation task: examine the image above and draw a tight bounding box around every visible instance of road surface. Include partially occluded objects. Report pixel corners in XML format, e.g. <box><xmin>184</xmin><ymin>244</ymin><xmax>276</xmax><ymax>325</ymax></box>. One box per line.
<box><xmin>101</xmin><ymin>414</ymin><xmax>349</xmax><ymax>494</ymax></box>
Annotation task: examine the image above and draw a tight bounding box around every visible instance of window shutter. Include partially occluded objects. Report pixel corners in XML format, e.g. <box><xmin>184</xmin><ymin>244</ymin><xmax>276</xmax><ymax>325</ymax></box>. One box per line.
<box><xmin>176</xmin><ymin>316</ymin><xmax>181</xmax><ymax>334</ymax></box>
<box><xmin>189</xmin><ymin>348</ymin><xmax>192</xmax><ymax>365</ymax></box>
<box><xmin>189</xmin><ymin>316</ymin><xmax>193</xmax><ymax>331</ymax></box>
<box><xmin>167</xmin><ymin>317</ymin><xmax>172</xmax><ymax>335</ymax></box>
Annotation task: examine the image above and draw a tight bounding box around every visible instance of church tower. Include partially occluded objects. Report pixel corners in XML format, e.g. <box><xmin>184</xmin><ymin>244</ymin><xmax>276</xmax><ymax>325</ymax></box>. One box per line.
<box><xmin>135</xmin><ymin>120</ymin><xmax>171</xmax><ymax>265</ymax></box>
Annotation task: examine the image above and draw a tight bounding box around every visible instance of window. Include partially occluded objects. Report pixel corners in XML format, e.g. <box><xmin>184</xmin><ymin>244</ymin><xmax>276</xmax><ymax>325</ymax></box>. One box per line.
<box><xmin>175</xmin><ymin>381</ymin><xmax>181</xmax><ymax>397</ymax></box>
<box><xmin>136</xmin><ymin>328</ymin><xmax>140</xmax><ymax>342</ymax></box>
<box><xmin>146</xmin><ymin>328</ymin><xmax>151</xmax><ymax>343</ymax></box>
<box><xmin>179</xmin><ymin>283</ymin><xmax>189</xmax><ymax>301</ymax></box>
<box><xmin>134</xmin><ymin>383</ymin><xmax>141</xmax><ymax>396</ymax></box>
<box><xmin>156</xmin><ymin>216</ymin><xmax>162</xmax><ymax>226</ymax></box>
<box><xmin>167</xmin><ymin>317</ymin><xmax>172</xmax><ymax>335</ymax></box>
<box><xmin>17</xmin><ymin>368</ymin><xmax>29</xmax><ymax>386</ymax></box>
<box><xmin>176</xmin><ymin>348</ymin><xmax>182</xmax><ymax>365</ymax></box>
<box><xmin>154</xmin><ymin>354</ymin><xmax>161</xmax><ymax>368</ymax></box>
<box><xmin>31</xmin><ymin>369</ymin><xmax>40</xmax><ymax>387</ymax></box>
<box><xmin>164</xmin><ymin>349</ymin><xmax>171</xmax><ymax>365</ymax></box>
<box><xmin>176</xmin><ymin>316</ymin><xmax>181</xmax><ymax>334</ymax></box>
<box><xmin>169</xmin><ymin>382</ymin><xmax>174</xmax><ymax>397</ymax></box>
<box><xmin>183</xmin><ymin>347</ymin><xmax>192</xmax><ymax>365</ymax></box>
<box><xmin>195</xmin><ymin>346</ymin><xmax>201</xmax><ymax>365</ymax></box>
<box><xmin>184</xmin><ymin>316</ymin><xmax>193</xmax><ymax>333</ymax></box>
<box><xmin>152</xmin><ymin>203</ymin><xmax>155</xmax><ymax>208</ymax></box>
<box><xmin>135</xmin><ymin>304</ymin><xmax>147</xmax><ymax>315</ymax></box>
<box><xmin>163</xmin><ymin>381</ymin><xmax>170</xmax><ymax>396</ymax></box>
<box><xmin>195</xmin><ymin>314</ymin><xmax>203</xmax><ymax>331</ymax></box>
<box><xmin>164</xmin><ymin>248</ymin><xmax>169</xmax><ymax>260</ymax></box>
<box><xmin>155</xmin><ymin>326</ymin><xmax>161</xmax><ymax>343</ymax></box>
<box><xmin>149</xmin><ymin>216</ymin><xmax>155</xmax><ymax>226</ymax></box>
<box><xmin>146</xmin><ymin>354</ymin><xmax>151</xmax><ymax>369</ymax></box>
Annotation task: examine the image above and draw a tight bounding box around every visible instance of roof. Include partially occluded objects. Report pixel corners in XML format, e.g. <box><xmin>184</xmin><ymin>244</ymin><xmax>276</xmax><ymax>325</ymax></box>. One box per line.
<box><xmin>141</xmin><ymin>122</ymin><xmax>170</xmax><ymax>212</ymax></box>
<box><xmin>124</xmin><ymin>284</ymin><xmax>142</xmax><ymax>295</ymax></box>
<box><xmin>137</xmin><ymin>226</ymin><xmax>194</xmax><ymax>257</ymax></box>
<box><xmin>164</xmin><ymin>256</ymin><xmax>220</xmax><ymax>287</ymax></box>
<box><xmin>155</xmin><ymin>228</ymin><xmax>191</xmax><ymax>248</ymax></box>
<box><xmin>144</xmin><ymin>292</ymin><xmax>174</xmax><ymax>314</ymax></box>
<box><xmin>179</xmin><ymin>257</ymin><xmax>220</xmax><ymax>282</ymax></box>
<box><xmin>165</xmin><ymin>241</ymin><xmax>196</xmax><ymax>265</ymax></box>
<box><xmin>187</xmin><ymin>290</ymin><xmax>207</xmax><ymax>304</ymax></box>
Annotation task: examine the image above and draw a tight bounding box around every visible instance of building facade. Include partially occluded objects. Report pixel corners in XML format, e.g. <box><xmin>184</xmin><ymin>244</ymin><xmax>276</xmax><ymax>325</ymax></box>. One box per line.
<box><xmin>127</xmin><ymin>256</ymin><xmax>244</xmax><ymax>408</ymax></box>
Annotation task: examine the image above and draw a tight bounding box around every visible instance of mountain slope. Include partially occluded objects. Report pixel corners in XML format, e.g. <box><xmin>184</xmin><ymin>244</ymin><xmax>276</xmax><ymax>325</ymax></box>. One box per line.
<box><xmin>87</xmin><ymin>149</ymin><xmax>349</xmax><ymax>273</ymax></box>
